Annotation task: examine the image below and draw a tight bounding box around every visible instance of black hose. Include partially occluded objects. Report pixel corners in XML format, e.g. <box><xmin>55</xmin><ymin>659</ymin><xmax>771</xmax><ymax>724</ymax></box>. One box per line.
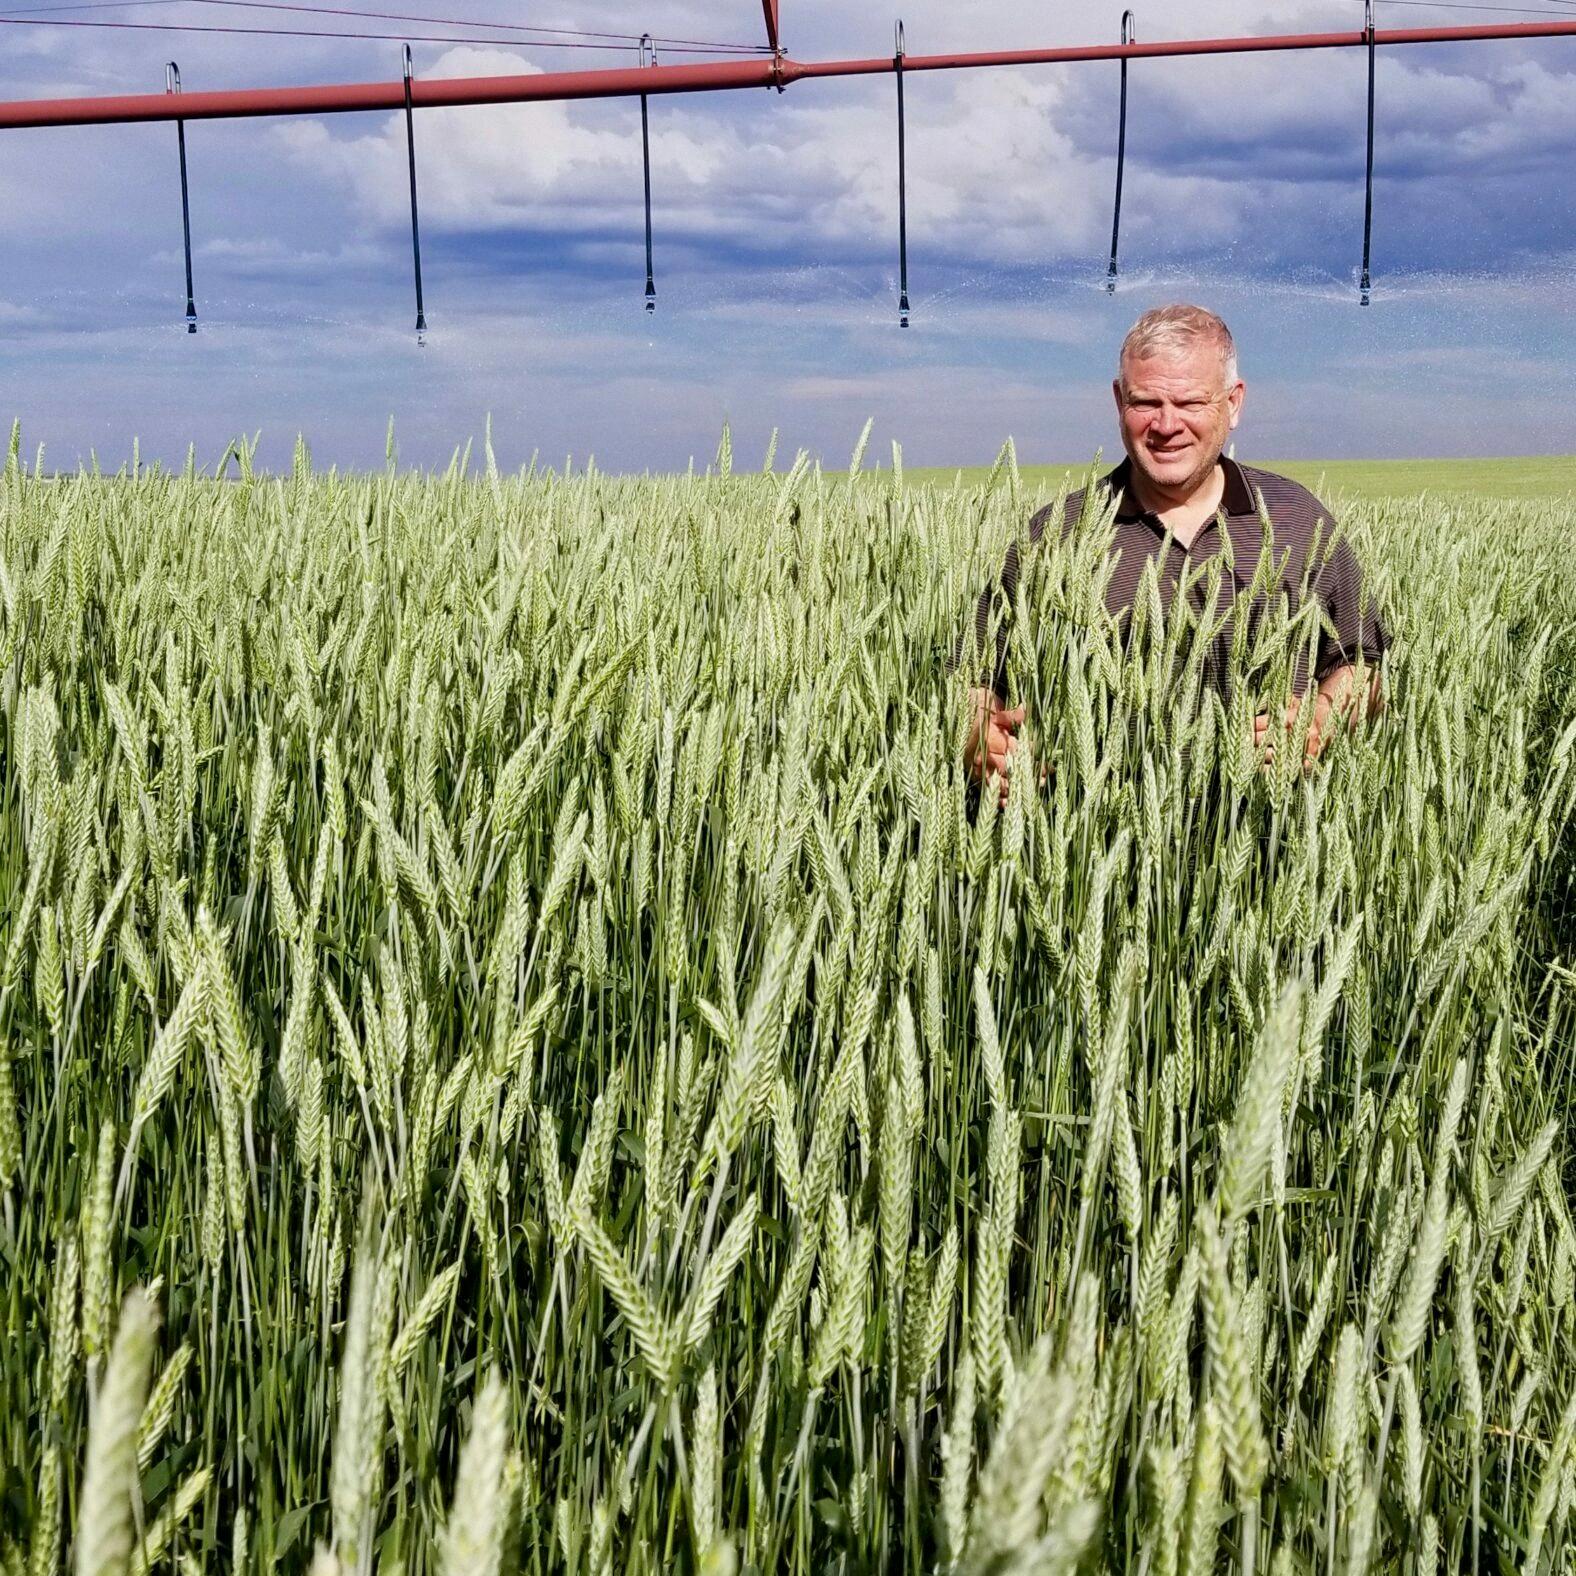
<box><xmin>1361</xmin><ymin>0</ymin><xmax>1375</xmax><ymax>305</ymax></box>
<box><xmin>895</xmin><ymin>21</ymin><xmax>909</xmax><ymax>327</ymax></box>
<box><xmin>641</xmin><ymin>92</ymin><xmax>655</xmax><ymax>310</ymax></box>
<box><xmin>168</xmin><ymin>64</ymin><xmax>197</xmax><ymax>332</ymax></box>
<box><xmin>1107</xmin><ymin>11</ymin><xmax>1133</xmax><ymax>293</ymax></box>
<box><xmin>403</xmin><ymin>44</ymin><xmax>427</xmax><ymax>337</ymax></box>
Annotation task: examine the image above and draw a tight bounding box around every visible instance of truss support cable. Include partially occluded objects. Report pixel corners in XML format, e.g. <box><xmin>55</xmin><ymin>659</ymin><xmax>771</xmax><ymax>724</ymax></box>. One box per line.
<box><xmin>1106</xmin><ymin>10</ymin><xmax>1133</xmax><ymax>293</ymax></box>
<box><xmin>3</xmin><ymin>20</ymin><xmax>1576</xmax><ymax>129</ymax></box>
<box><xmin>1360</xmin><ymin>0</ymin><xmax>1376</xmax><ymax>305</ymax></box>
<box><xmin>403</xmin><ymin>44</ymin><xmax>427</xmax><ymax>337</ymax></box>
<box><xmin>895</xmin><ymin>21</ymin><xmax>908</xmax><ymax>328</ymax></box>
<box><xmin>167</xmin><ymin>63</ymin><xmax>197</xmax><ymax>331</ymax></box>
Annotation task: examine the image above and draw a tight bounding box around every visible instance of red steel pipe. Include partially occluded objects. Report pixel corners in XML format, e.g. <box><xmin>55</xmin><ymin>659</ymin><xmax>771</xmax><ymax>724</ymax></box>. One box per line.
<box><xmin>790</xmin><ymin>19</ymin><xmax>1576</xmax><ymax>80</ymax></box>
<box><xmin>0</xmin><ymin>18</ymin><xmax>1572</xmax><ymax>129</ymax></box>
<box><xmin>0</xmin><ymin>56</ymin><xmax>777</xmax><ymax>127</ymax></box>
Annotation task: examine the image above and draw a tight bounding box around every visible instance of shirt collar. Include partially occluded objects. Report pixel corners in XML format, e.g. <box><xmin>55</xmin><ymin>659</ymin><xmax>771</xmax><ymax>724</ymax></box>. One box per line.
<box><xmin>1105</xmin><ymin>454</ymin><xmax>1255</xmax><ymax>523</ymax></box>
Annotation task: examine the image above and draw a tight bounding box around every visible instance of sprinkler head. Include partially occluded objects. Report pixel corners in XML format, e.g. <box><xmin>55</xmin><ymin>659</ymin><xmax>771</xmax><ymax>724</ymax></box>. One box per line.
<box><xmin>645</xmin><ymin>279</ymin><xmax>656</xmax><ymax>312</ymax></box>
<box><xmin>899</xmin><ymin>289</ymin><xmax>910</xmax><ymax>328</ymax></box>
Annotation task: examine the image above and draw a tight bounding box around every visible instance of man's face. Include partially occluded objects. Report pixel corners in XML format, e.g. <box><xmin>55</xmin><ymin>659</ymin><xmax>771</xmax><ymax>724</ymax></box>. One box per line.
<box><xmin>1112</xmin><ymin>344</ymin><xmax>1245</xmax><ymax>497</ymax></box>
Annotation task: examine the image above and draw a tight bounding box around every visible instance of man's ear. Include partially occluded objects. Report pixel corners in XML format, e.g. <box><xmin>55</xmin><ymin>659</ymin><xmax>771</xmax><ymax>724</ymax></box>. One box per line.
<box><xmin>1111</xmin><ymin>378</ymin><xmax>1124</xmax><ymax>415</ymax></box>
<box><xmin>1226</xmin><ymin>380</ymin><xmax>1245</xmax><ymax>430</ymax></box>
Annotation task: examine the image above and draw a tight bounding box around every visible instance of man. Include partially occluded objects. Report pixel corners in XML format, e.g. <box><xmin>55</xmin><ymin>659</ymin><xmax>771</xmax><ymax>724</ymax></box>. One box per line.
<box><xmin>964</xmin><ymin>303</ymin><xmax>1387</xmax><ymax>801</ymax></box>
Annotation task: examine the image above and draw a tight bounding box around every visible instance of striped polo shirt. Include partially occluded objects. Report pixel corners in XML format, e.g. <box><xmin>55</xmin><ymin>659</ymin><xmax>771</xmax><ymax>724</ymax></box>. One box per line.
<box><xmin>967</xmin><ymin>455</ymin><xmax>1389</xmax><ymax>703</ymax></box>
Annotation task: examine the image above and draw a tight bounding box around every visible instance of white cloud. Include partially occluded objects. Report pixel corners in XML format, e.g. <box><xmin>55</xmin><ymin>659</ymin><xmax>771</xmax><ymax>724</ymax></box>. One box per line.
<box><xmin>276</xmin><ymin>48</ymin><xmax>1128</xmax><ymax>262</ymax></box>
<box><xmin>783</xmin><ymin>374</ymin><xmax>892</xmax><ymax>400</ymax></box>
<box><xmin>269</xmin><ymin>21</ymin><xmax>1576</xmax><ymax>279</ymax></box>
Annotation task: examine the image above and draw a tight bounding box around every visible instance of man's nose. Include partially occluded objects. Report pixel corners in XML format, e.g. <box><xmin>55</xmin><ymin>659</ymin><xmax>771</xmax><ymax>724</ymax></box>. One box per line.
<box><xmin>1152</xmin><ymin>403</ymin><xmax>1183</xmax><ymax>435</ymax></box>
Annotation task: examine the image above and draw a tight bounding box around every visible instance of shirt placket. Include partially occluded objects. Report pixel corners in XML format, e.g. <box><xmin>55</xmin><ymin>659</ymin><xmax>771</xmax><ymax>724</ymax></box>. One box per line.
<box><xmin>1188</xmin><ymin>520</ymin><xmax>1238</xmax><ymax>701</ymax></box>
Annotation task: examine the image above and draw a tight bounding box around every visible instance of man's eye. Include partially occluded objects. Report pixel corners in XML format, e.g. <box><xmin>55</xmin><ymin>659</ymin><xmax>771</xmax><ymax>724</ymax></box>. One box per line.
<box><xmin>1180</xmin><ymin>402</ymin><xmax>1207</xmax><ymax>414</ymax></box>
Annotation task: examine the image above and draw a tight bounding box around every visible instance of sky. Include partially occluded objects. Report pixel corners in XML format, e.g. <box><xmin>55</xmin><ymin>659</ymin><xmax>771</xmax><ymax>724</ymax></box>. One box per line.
<box><xmin>1</xmin><ymin>0</ymin><xmax>1574</xmax><ymax>472</ymax></box>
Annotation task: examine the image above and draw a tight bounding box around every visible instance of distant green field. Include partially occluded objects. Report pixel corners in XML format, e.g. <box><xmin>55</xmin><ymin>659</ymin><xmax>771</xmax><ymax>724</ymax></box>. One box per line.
<box><xmin>1257</xmin><ymin>455</ymin><xmax>1576</xmax><ymax>502</ymax></box>
<box><xmin>905</xmin><ymin>454</ymin><xmax>1576</xmax><ymax>502</ymax></box>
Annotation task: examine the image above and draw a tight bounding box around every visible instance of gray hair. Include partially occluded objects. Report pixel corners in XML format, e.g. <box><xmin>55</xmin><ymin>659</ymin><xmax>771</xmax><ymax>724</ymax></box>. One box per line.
<box><xmin>1118</xmin><ymin>303</ymin><xmax>1239</xmax><ymax>388</ymax></box>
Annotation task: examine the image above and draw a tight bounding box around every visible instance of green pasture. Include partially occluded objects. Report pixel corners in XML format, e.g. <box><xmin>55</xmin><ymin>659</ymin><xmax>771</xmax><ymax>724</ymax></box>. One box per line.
<box><xmin>904</xmin><ymin>453</ymin><xmax>1576</xmax><ymax>503</ymax></box>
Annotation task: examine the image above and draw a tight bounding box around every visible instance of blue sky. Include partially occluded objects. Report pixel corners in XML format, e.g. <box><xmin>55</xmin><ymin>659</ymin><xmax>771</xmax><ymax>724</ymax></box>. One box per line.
<box><xmin>1</xmin><ymin>0</ymin><xmax>1573</xmax><ymax>472</ymax></box>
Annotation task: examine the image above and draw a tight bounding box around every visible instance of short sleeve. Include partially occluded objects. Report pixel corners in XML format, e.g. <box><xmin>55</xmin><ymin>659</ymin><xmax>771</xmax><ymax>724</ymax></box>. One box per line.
<box><xmin>955</xmin><ymin>539</ymin><xmax>1019</xmax><ymax>702</ymax></box>
<box><xmin>1312</xmin><ymin>532</ymin><xmax>1388</xmax><ymax>680</ymax></box>
<box><xmin>950</xmin><ymin>501</ymin><xmax>1061</xmax><ymax>703</ymax></box>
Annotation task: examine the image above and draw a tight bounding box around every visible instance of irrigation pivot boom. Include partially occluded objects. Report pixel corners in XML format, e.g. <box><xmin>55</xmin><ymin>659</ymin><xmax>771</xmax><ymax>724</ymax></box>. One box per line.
<box><xmin>2</xmin><ymin>15</ymin><xmax>1572</xmax><ymax>323</ymax></box>
<box><xmin>3</xmin><ymin>20</ymin><xmax>1572</xmax><ymax>128</ymax></box>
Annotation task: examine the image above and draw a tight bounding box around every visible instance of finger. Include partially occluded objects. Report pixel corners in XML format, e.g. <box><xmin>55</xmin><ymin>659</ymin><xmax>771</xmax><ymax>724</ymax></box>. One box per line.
<box><xmin>995</xmin><ymin>706</ymin><xmax>1026</xmax><ymax>732</ymax></box>
<box><xmin>988</xmin><ymin>728</ymin><xmax>1018</xmax><ymax>755</ymax></box>
<box><xmin>988</xmin><ymin>751</ymin><xmax>1013</xmax><ymax>777</ymax></box>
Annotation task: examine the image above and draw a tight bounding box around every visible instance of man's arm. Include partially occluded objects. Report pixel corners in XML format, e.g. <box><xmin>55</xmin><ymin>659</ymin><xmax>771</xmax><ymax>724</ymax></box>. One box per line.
<box><xmin>1311</xmin><ymin>657</ymin><xmax>1385</xmax><ymax>752</ymax></box>
<box><xmin>1254</xmin><ymin>514</ymin><xmax>1389</xmax><ymax>765</ymax></box>
<box><xmin>1255</xmin><ymin>658</ymin><xmax>1384</xmax><ymax>765</ymax></box>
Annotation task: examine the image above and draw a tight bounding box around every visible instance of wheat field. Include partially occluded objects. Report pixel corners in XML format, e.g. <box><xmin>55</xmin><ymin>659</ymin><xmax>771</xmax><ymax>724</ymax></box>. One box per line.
<box><xmin>1</xmin><ymin>422</ymin><xmax>1574</xmax><ymax>1575</ymax></box>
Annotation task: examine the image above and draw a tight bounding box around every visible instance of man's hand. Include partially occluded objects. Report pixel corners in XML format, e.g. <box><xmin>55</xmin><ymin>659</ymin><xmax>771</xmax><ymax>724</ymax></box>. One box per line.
<box><xmin>1253</xmin><ymin>662</ymin><xmax>1383</xmax><ymax>771</ymax></box>
<box><xmin>965</xmin><ymin>688</ymin><xmax>1025</xmax><ymax>806</ymax></box>
<box><xmin>1253</xmin><ymin>692</ymin><xmax>1330</xmax><ymax>772</ymax></box>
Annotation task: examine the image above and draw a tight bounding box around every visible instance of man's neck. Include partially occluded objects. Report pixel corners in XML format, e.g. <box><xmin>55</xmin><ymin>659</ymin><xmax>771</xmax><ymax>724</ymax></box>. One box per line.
<box><xmin>1127</xmin><ymin>460</ymin><xmax>1225</xmax><ymax>550</ymax></box>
